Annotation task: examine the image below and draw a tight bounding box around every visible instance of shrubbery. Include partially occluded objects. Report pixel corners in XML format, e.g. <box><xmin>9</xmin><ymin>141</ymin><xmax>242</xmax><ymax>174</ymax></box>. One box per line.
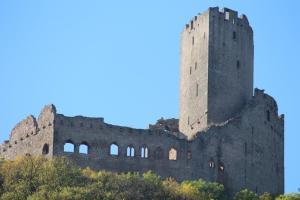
<box><xmin>0</xmin><ymin>157</ymin><xmax>298</xmax><ymax>200</ymax></box>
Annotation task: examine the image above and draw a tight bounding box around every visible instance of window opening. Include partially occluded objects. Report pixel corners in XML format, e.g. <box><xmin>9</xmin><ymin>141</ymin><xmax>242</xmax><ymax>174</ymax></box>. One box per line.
<box><xmin>126</xmin><ymin>146</ymin><xmax>135</xmax><ymax>157</ymax></box>
<box><xmin>219</xmin><ymin>163</ymin><xmax>225</xmax><ymax>172</ymax></box>
<box><xmin>233</xmin><ymin>31</ymin><xmax>237</xmax><ymax>39</ymax></box>
<box><xmin>79</xmin><ymin>142</ymin><xmax>89</xmax><ymax>154</ymax></box>
<box><xmin>209</xmin><ymin>160</ymin><xmax>215</xmax><ymax>168</ymax></box>
<box><xmin>141</xmin><ymin>146</ymin><xmax>149</xmax><ymax>158</ymax></box>
<box><xmin>64</xmin><ymin>140</ymin><xmax>75</xmax><ymax>153</ymax></box>
<box><xmin>110</xmin><ymin>143</ymin><xmax>119</xmax><ymax>156</ymax></box>
<box><xmin>42</xmin><ymin>143</ymin><xmax>49</xmax><ymax>155</ymax></box>
<box><xmin>168</xmin><ymin>148</ymin><xmax>177</xmax><ymax>160</ymax></box>
<box><xmin>267</xmin><ymin>110</ymin><xmax>270</xmax><ymax>121</ymax></box>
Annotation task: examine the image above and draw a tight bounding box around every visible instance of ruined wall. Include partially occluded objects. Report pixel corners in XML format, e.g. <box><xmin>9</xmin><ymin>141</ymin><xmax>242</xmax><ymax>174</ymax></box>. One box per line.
<box><xmin>0</xmin><ymin>105</ymin><xmax>56</xmax><ymax>159</ymax></box>
<box><xmin>52</xmin><ymin>114</ymin><xmax>192</xmax><ymax>180</ymax></box>
<box><xmin>189</xmin><ymin>89</ymin><xmax>284</xmax><ymax>195</ymax></box>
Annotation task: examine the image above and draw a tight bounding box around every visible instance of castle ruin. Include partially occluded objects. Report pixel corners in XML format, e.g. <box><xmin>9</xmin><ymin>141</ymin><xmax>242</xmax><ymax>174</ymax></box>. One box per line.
<box><xmin>0</xmin><ymin>7</ymin><xmax>284</xmax><ymax>196</ymax></box>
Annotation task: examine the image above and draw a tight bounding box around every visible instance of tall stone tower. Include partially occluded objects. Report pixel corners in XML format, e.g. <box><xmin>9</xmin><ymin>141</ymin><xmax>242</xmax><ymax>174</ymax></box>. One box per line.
<box><xmin>179</xmin><ymin>7</ymin><xmax>254</xmax><ymax>138</ymax></box>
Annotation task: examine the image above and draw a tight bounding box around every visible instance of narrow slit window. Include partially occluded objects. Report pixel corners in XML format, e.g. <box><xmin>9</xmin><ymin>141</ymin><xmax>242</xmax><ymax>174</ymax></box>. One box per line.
<box><xmin>237</xmin><ymin>60</ymin><xmax>240</xmax><ymax>69</ymax></box>
<box><xmin>267</xmin><ymin>110</ymin><xmax>270</xmax><ymax>121</ymax></box>
<box><xmin>209</xmin><ymin>159</ymin><xmax>215</xmax><ymax>168</ymax></box>
<box><xmin>233</xmin><ymin>31</ymin><xmax>237</xmax><ymax>39</ymax></box>
<box><xmin>195</xmin><ymin>62</ymin><xmax>197</xmax><ymax>70</ymax></box>
<box><xmin>196</xmin><ymin>83</ymin><xmax>199</xmax><ymax>97</ymax></box>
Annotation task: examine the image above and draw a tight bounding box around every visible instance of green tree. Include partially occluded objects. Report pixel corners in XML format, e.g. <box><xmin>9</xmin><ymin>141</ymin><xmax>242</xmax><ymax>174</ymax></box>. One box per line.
<box><xmin>0</xmin><ymin>156</ymin><xmax>47</xmax><ymax>199</ymax></box>
<box><xmin>275</xmin><ymin>193</ymin><xmax>300</xmax><ymax>200</ymax></box>
<box><xmin>234</xmin><ymin>189</ymin><xmax>259</xmax><ymax>200</ymax></box>
<box><xmin>0</xmin><ymin>156</ymin><xmax>232</xmax><ymax>200</ymax></box>
<box><xmin>260</xmin><ymin>192</ymin><xmax>273</xmax><ymax>200</ymax></box>
<box><xmin>183</xmin><ymin>179</ymin><xmax>227</xmax><ymax>200</ymax></box>
<box><xmin>0</xmin><ymin>156</ymin><xmax>87</xmax><ymax>200</ymax></box>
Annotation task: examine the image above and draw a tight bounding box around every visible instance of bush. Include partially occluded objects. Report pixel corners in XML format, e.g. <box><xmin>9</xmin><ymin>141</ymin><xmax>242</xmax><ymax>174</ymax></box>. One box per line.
<box><xmin>234</xmin><ymin>189</ymin><xmax>259</xmax><ymax>200</ymax></box>
<box><xmin>260</xmin><ymin>192</ymin><xmax>273</xmax><ymax>200</ymax></box>
<box><xmin>0</xmin><ymin>156</ymin><xmax>297</xmax><ymax>200</ymax></box>
<box><xmin>275</xmin><ymin>193</ymin><xmax>300</xmax><ymax>200</ymax></box>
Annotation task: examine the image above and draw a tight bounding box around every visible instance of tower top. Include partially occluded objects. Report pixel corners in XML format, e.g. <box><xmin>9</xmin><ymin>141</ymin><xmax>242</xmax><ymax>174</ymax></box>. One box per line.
<box><xmin>184</xmin><ymin>7</ymin><xmax>250</xmax><ymax>31</ymax></box>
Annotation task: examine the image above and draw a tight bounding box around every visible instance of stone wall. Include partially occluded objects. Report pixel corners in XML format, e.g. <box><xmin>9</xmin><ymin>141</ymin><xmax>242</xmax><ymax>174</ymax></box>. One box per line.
<box><xmin>189</xmin><ymin>89</ymin><xmax>284</xmax><ymax>195</ymax></box>
<box><xmin>0</xmin><ymin>105</ymin><xmax>55</xmax><ymax>159</ymax></box>
<box><xmin>53</xmin><ymin>113</ymin><xmax>190</xmax><ymax>180</ymax></box>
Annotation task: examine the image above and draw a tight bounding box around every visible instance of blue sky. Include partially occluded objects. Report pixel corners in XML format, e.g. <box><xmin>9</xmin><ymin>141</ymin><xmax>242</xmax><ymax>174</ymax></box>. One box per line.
<box><xmin>0</xmin><ymin>0</ymin><xmax>299</xmax><ymax>193</ymax></box>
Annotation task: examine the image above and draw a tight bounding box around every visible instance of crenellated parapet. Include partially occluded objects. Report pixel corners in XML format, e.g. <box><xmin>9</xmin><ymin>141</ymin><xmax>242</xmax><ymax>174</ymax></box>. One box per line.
<box><xmin>184</xmin><ymin>7</ymin><xmax>251</xmax><ymax>32</ymax></box>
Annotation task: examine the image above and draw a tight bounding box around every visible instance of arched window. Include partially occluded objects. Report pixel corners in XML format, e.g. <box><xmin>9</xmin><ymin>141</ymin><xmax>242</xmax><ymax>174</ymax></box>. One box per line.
<box><xmin>219</xmin><ymin>162</ymin><xmax>225</xmax><ymax>172</ymax></box>
<box><xmin>64</xmin><ymin>140</ymin><xmax>75</xmax><ymax>153</ymax></box>
<box><xmin>126</xmin><ymin>146</ymin><xmax>135</xmax><ymax>157</ymax></box>
<box><xmin>79</xmin><ymin>142</ymin><xmax>89</xmax><ymax>154</ymax></box>
<box><xmin>140</xmin><ymin>146</ymin><xmax>149</xmax><ymax>158</ymax></box>
<box><xmin>42</xmin><ymin>143</ymin><xmax>49</xmax><ymax>155</ymax></box>
<box><xmin>168</xmin><ymin>148</ymin><xmax>177</xmax><ymax>161</ymax></box>
<box><xmin>154</xmin><ymin>147</ymin><xmax>163</xmax><ymax>160</ymax></box>
<box><xmin>110</xmin><ymin>143</ymin><xmax>119</xmax><ymax>156</ymax></box>
<box><xmin>209</xmin><ymin>159</ymin><xmax>215</xmax><ymax>168</ymax></box>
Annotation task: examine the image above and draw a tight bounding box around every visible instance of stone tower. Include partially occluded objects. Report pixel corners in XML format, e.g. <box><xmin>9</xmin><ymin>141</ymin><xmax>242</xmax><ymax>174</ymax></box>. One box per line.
<box><xmin>179</xmin><ymin>7</ymin><xmax>254</xmax><ymax>138</ymax></box>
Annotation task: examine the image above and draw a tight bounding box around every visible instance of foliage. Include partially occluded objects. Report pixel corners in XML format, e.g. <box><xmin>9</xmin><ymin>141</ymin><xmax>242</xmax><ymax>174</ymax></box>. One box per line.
<box><xmin>260</xmin><ymin>192</ymin><xmax>274</xmax><ymax>200</ymax></box>
<box><xmin>0</xmin><ymin>156</ymin><xmax>298</xmax><ymax>200</ymax></box>
<box><xmin>234</xmin><ymin>189</ymin><xmax>259</xmax><ymax>200</ymax></box>
<box><xmin>275</xmin><ymin>193</ymin><xmax>300</xmax><ymax>200</ymax></box>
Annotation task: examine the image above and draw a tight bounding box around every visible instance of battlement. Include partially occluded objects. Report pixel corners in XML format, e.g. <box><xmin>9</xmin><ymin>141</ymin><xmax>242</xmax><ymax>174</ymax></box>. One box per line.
<box><xmin>184</xmin><ymin>7</ymin><xmax>250</xmax><ymax>31</ymax></box>
<box><xmin>56</xmin><ymin>113</ymin><xmax>185</xmax><ymax>140</ymax></box>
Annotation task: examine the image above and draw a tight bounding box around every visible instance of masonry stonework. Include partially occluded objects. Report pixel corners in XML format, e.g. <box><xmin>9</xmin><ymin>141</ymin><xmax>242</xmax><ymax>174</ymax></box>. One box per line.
<box><xmin>0</xmin><ymin>7</ymin><xmax>284</xmax><ymax>196</ymax></box>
